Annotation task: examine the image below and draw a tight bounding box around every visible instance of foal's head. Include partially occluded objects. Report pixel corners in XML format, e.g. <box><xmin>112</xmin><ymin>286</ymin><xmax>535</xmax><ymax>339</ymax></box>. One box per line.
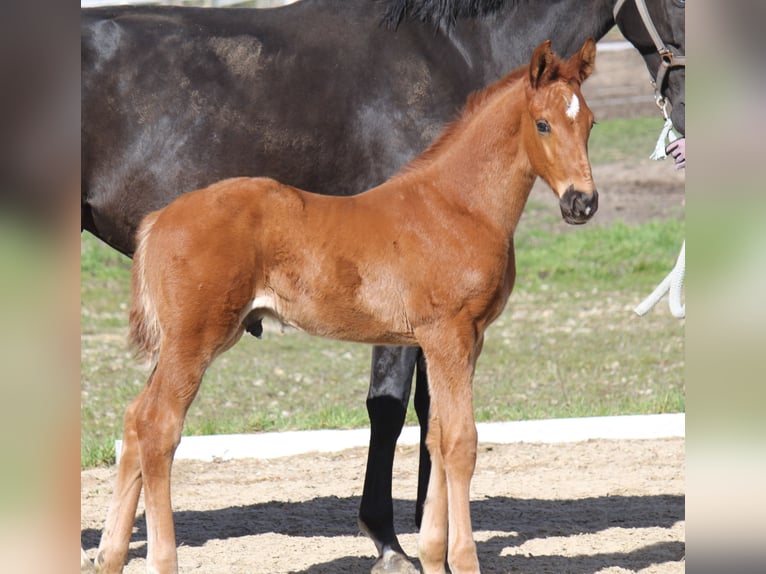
<box><xmin>524</xmin><ymin>38</ymin><xmax>598</xmax><ymax>225</ymax></box>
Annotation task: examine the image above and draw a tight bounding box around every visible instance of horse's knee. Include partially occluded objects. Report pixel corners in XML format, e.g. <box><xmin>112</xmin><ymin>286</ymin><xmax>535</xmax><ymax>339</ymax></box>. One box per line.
<box><xmin>134</xmin><ymin>406</ymin><xmax>184</xmax><ymax>461</ymax></box>
<box><xmin>443</xmin><ymin>425</ymin><xmax>477</xmax><ymax>474</ymax></box>
<box><xmin>132</xmin><ymin>376</ymin><xmax>191</xmax><ymax>461</ymax></box>
<box><xmin>366</xmin><ymin>395</ymin><xmax>407</xmax><ymax>439</ymax></box>
<box><xmin>426</xmin><ymin>417</ymin><xmax>476</xmax><ymax>473</ymax></box>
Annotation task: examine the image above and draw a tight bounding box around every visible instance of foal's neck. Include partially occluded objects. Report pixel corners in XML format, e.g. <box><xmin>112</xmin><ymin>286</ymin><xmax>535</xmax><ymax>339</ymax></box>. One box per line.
<box><xmin>391</xmin><ymin>77</ymin><xmax>536</xmax><ymax>237</ymax></box>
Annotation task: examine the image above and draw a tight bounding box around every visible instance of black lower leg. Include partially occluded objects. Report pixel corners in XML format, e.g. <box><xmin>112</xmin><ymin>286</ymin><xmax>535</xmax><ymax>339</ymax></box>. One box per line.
<box><xmin>359</xmin><ymin>394</ymin><xmax>407</xmax><ymax>553</ymax></box>
<box><xmin>414</xmin><ymin>350</ymin><xmax>431</xmax><ymax>528</ymax></box>
<box><xmin>359</xmin><ymin>346</ymin><xmax>419</xmax><ymax>555</ymax></box>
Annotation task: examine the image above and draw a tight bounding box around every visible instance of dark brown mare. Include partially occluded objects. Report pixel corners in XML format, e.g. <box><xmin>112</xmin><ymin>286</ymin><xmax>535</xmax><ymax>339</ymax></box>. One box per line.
<box><xmin>95</xmin><ymin>39</ymin><xmax>599</xmax><ymax>574</ymax></box>
<box><xmin>81</xmin><ymin>2</ymin><xmax>684</xmax><ymax>569</ymax></box>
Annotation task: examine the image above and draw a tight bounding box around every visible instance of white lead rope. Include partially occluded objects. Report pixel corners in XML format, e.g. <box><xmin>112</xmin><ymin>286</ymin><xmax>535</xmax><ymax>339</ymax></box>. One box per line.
<box><xmin>634</xmin><ymin>240</ymin><xmax>685</xmax><ymax>318</ymax></box>
<box><xmin>649</xmin><ymin>116</ymin><xmax>678</xmax><ymax>160</ymax></box>
<box><xmin>618</xmin><ymin>0</ymin><xmax>686</xmax><ymax>320</ymax></box>
<box><xmin>635</xmin><ymin>115</ymin><xmax>685</xmax><ymax>319</ymax></box>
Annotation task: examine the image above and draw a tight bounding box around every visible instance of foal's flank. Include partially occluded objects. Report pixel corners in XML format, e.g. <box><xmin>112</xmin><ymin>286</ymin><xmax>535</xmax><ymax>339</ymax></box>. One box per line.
<box><xmin>97</xmin><ymin>38</ymin><xmax>598</xmax><ymax>574</ymax></box>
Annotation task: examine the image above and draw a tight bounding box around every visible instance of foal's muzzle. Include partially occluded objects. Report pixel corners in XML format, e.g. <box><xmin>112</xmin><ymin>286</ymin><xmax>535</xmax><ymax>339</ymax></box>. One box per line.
<box><xmin>559</xmin><ymin>186</ymin><xmax>598</xmax><ymax>225</ymax></box>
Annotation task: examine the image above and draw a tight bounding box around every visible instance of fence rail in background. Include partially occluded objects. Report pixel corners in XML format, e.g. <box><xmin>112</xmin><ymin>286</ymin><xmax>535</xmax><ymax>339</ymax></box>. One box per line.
<box><xmin>81</xmin><ymin>1</ymin><xmax>298</xmax><ymax>8</ymax></box>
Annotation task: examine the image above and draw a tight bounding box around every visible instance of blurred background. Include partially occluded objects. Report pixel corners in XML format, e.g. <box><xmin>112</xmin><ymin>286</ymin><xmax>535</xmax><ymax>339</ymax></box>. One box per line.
<box><xmin>81</xmin><ymin>0</ymin><xmax>299</xmax><ymax>7</ymax></box>
<box><xmin>685</xmin><ymin>2</ymin><xmax>766</xmax><ymax>573</ymax></box>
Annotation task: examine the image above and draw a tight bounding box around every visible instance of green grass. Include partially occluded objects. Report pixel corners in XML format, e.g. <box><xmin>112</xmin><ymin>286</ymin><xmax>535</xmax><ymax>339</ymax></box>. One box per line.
<box><xmin>516</xmin><ymin>216</ymin><xmax>684</xmax><ymax>291</ymax></box>
<box><xmin>80</xmin><ymin>116</ymin><xmax>685</xmax><ymax>467</ymax></box>
<box><xmin>588</xmin><ymin>116</ymin><xmax>666</xmax><ymax>164</ymax></box>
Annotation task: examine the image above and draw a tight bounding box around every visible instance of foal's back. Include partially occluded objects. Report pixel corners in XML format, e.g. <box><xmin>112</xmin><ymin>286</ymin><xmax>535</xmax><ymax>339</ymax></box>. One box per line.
<box><xmin>138</xmin><ymin>176</ymin><xmax>421</xmax><ymax>347</ymax></box>
<box><xmin>137</xmin><ymin>165</ymin><xmax>513</xmax><ymax>353</ymax></box>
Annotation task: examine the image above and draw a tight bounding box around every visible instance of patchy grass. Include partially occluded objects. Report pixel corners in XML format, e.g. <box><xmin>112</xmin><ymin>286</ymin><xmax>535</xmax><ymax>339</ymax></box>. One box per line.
<box><xmin>588</xmin><ymin>116</ymin><xmax>665</xmax><ymax>164</ymax></box>
<box><xmin>80</xmin><ymin>218</ymin><xmax>684</xmax><ymax>468</ymax></box>
<box><xmin>80</xmin><ymin>116</ymin><xmax>684</xmax><ymax>467</ymax></box>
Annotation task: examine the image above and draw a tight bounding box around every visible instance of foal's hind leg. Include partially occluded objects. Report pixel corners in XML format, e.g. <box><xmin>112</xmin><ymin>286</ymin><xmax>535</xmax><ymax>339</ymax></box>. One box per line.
<box><xmin>95</xmin><ymin>377</ymin><xmax>153</xmax><ymax>573</ymax></box>
<box><xmin>134</xmin><ymin>346</ymin><xmax>210</xmax><ymax>574</ymax></box>
<box><xmin>100</xmin><ymin>326</ymin><xmax>241</xmax><ymax>573</ymax></box>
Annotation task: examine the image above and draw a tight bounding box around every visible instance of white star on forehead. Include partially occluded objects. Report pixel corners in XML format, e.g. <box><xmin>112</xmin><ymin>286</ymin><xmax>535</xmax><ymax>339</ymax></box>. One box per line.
<box><xmin>565</xmin><ymin>93</ymin><xmax>580</xmax><ymax>119</ymax></box>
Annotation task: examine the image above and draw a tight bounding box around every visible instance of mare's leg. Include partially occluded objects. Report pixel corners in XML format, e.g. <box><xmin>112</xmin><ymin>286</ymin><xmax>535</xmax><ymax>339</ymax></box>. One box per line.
<box><xmin>417</xmin><ymin>333</ymin><xmax>481</xmax><ymax>574</ymax></box>
<box><xmin>414</xmin><ymin>351</ymin><xmax>431</xmax><ymax>528</ymax></box>
<box><xmin>95</xmin><ymin>375</ymin><xmax>153</xmax><ymax>573</ymax></box>
<box><xmin>360</xmin><ymin>345</ymin><xmax>420</xmax><ymax>574</ymax></box>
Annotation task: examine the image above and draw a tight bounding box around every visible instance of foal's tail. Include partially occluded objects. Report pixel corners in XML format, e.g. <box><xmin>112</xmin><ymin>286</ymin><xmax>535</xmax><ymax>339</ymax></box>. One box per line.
<box><xmin>129</xmin><ymin>211</ymin><xmax>162</xmax><ymax>364</ymax></box>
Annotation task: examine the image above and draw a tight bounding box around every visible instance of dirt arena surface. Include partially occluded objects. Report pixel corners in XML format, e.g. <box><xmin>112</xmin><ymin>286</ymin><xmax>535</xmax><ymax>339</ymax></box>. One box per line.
<box><xmin>81</xmin><ymin>41</ymin><xmax>684</xmax><ymax>574</ymax></box>
<box><xmin>81</xmin><ymin>438</ymin><xmax>684</xmax><ymax>573</ymax></box>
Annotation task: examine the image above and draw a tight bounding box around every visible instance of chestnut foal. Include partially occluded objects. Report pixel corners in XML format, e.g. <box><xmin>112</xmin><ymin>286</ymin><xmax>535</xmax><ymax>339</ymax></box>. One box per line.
<box><xmin>96</xmin><ymin>39</ymin><xmax>598</xmax><ymax>573</ymax></box>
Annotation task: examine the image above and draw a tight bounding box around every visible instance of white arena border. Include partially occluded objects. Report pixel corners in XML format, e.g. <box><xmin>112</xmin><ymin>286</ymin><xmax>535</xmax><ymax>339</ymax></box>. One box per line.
<box><xmin>116</xmin><ymin>413</ymin><xmax>684</xmax><ymax>463</ymax></box>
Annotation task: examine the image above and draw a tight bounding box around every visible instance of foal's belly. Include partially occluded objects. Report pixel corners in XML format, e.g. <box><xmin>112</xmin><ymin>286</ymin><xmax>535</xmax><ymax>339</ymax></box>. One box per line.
<box><xmin>245</xmin><ymin>289</ymin><xmax>419</xmax><ymax>347</ymax></box>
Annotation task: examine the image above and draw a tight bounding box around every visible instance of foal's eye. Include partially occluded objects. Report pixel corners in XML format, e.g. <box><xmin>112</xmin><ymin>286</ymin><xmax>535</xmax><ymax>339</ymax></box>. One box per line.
<box><xmin>536</xmin><ymin>119</ymin><xmax>550</xmax><ymax>135</ymax></box>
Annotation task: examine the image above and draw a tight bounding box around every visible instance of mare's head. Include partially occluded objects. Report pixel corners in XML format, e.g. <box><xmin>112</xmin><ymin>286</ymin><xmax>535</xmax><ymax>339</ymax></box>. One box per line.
<box><xmin>615</xmin><ymin>0</ymin><xmax>685</xmax><ymax>135</ymax></box>
<box><xmin>524</xmin><ymin>38</ymin><xmax>598</xmax><ymax>225</ymax></box>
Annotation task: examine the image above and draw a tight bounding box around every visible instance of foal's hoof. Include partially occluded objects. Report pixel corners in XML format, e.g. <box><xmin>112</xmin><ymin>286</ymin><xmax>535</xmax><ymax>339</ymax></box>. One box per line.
<box><xmin>371</xmin><ymin>549</ymin><xmax>421</xmax><ymax>574</ymax></box>
<box><xmin>80</xmin><ymin>548</ymin><xmax>97</xmax><ymax>573</ymax></box>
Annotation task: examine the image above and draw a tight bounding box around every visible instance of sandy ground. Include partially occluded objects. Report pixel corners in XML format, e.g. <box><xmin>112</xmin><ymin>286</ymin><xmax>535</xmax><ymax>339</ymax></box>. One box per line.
<box><xmin>81</xmin><ymin>41</ymin><xmax>685</xmax><ymax>574</ymax></box>
<box><xmin>81</xmin><ymin>439</ymin><xmax>684</xmax><ymax>573</ymax></box>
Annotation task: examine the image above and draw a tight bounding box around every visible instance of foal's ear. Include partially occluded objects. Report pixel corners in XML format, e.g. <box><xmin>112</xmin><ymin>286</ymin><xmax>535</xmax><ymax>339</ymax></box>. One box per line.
<box><xmin>529</xmin><ymin>40</ymin><xmax>554</xmax><ymax>89</ymax></box>
<box><xmin>568</xmin><ymin>37</ymin><xmax>597</xmax><ymax>83</ymax></box>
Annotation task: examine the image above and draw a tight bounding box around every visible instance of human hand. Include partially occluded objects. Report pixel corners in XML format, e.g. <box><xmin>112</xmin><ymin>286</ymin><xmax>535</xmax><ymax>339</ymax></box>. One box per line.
<box><xmin>665</xmin><ymin>137</ymin><xmax>685</xmax><ymax>169</ymax></box>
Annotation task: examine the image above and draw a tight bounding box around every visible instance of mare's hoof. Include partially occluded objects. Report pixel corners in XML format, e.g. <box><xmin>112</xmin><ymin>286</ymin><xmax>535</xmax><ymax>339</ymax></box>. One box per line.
<box><xmin>371</xmin><ymin>549</ymin><xmax>421</xmax><ymax>574</ymax></box>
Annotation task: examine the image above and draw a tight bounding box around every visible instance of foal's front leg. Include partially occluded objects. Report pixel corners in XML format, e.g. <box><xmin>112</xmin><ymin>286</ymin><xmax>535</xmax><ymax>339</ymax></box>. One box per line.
<box><xmin>417</xmin><ymin>336</ymin><xmax>481</xmax><ymax>574</ymax></box>
<box><xmin>418</xmin><ymin>418</ymin><xmax>449</xmax><ymax>574</ymax></box>
<box><xmin>420</xmin><ymin>395</ymin><xmax>479</xmax><ymax>574</ymax></box>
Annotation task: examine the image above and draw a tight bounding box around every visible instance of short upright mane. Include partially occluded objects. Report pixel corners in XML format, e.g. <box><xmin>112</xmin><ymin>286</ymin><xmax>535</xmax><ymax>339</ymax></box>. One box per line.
<box><xmin>394</xmin><ymin>48</ymin><xmax>587</xmax><ymax>177</ymax></box>
<box><xmin>378</xmin><ymin>0</ymin><xmax>511</xmax><ymax>29</ymax></box>
<box><xmin>394</xmin><ymin>68</ymin><xmax>523</xmax><ymax>176</ymax></box>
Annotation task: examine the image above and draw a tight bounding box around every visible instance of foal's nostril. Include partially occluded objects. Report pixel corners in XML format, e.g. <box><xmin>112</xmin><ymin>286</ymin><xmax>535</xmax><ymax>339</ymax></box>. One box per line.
<box><xmin>581</xmin><ymin>189</ymin><xmax>598</xmax><ymax>217</ymax></box>
<box><xmin>559</xmin><ymin>187</ymin><xmax>598</xmax><ymax>224</ymax></box>
<box><xmin>574</xmin><ymin>193</ymin><xmax>586</xmax><ymax>214</ymax></box>
<box><xmin>573</xmin><ymin>189</ymin><xmax>598</xmax><ymax>217</ymax></box>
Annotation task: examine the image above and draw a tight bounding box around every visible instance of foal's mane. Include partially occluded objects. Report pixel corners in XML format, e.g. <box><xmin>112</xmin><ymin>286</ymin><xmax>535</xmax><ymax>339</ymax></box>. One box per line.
<box><xmin>378</xmin><ymin>0</ymin><xmax>512</xmax><ymax>29</ymax></box>
<box><xmin>399</xmin><ymin>66</ymin><xmax>529</xmax><ymax>175</ymax></box>
<box><xmin>392</xmin><ymin>67</ymin><xmax>524</xmax><ymax>179</ymax></box>
<box><xmin>394</xmin><ymin>49</ymin><xmax>579</xmax><ymax>179</ymax></box>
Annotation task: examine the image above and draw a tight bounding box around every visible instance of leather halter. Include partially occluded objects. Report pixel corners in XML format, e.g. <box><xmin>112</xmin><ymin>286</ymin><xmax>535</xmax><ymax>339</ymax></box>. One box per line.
<box><xmin>614</xmin><ymin>0</ymin><xmax>686</xmax><ymax>116</ymax></box>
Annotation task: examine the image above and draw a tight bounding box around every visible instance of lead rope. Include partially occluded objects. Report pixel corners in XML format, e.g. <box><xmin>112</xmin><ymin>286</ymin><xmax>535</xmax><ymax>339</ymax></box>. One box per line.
<box><xmin>634</xmin><ymin>240</ymin><xmax>685</xmax><ymax>318</ymax></box>
<box><xmin>634</xmin><ymin>112</ymin><xmax>685</xmax><ymax>318</ymax></box>
<box><xmin>649</xmin><ymin>116</ymin><xmax>677</xmax><ymax>160</ymax></box>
